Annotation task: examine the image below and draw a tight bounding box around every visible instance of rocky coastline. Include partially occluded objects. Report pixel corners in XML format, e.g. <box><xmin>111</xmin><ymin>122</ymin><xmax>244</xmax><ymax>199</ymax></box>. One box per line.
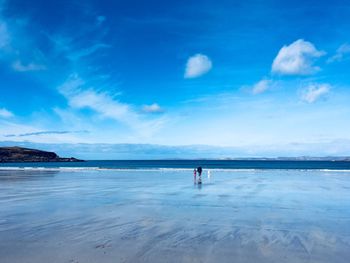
<box><xmin>0</xmin><ymin>147</ymin><xmax>84</xmax><ymax>163</ymax></box>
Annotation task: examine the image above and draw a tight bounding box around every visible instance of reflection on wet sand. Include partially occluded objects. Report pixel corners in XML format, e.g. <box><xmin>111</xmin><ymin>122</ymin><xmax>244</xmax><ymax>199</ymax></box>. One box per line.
<box><xmin>0</xmin><ymin>170</ymin><xmax>58</xmax><ymax>181</ymax></box>
<box><xmin>0</xmin><ymin>169</ymin><xmax>349</xmax><ymax>263</ymax></box>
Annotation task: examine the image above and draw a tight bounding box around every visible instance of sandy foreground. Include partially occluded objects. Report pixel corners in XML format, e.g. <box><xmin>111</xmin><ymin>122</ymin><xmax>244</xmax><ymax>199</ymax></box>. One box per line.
<box><xmin>0</xmin><ymin>168</ymin><xmax>349</xmax><ymax>263</ymax></box>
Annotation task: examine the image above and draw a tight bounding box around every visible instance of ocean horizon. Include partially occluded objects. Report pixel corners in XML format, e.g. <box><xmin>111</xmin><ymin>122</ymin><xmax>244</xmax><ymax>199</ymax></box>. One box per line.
<box><xmin>1</xmin><ymin>159</ymin><xmax>350</xmax><ymax>170</ymax></box>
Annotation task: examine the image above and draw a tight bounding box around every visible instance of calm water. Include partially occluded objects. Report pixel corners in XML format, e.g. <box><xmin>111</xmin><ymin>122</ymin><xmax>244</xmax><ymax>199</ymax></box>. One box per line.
<box><xmin>0</xmin><ymin>167</ymin><xmax>350</xmax><ymax>262</ymax></box>
<box><xmin>0</xmin><ymin>159</ymin><xmax>350</xmax><ymax>170</ymax></box>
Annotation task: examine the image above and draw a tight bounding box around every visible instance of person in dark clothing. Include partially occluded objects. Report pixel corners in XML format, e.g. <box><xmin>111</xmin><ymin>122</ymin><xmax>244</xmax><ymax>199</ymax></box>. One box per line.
<box><xmin>197</xmin><ymin>166</ymin><xmax>203</xmax><ymax>184</ymax></box>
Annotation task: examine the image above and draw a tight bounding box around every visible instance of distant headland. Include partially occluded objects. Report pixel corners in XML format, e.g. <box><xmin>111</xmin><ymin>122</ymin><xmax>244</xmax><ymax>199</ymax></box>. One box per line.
<box><xmin>0</xmin><ymin>147</ymin><xmax>84</xmax><ymax>163</ymax></box>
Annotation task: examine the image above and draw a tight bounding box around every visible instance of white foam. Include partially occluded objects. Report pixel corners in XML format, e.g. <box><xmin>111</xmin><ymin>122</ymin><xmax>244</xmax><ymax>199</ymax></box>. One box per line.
<box><xmin>319</xmin><ymin>169</ymin><xmax>350</xmax><ymax>172</ymax></box>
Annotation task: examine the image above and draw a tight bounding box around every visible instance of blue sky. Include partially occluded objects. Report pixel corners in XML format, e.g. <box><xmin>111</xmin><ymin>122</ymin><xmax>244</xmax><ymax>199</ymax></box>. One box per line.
<box><xmin>1</xmin><ymin>0</ymin><xmax>350</xmax><ymax>157</ymax></box>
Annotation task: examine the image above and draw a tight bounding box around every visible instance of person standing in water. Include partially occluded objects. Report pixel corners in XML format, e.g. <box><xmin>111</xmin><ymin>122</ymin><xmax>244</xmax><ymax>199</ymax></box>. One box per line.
<box><xmin>197</xmin><ymin>166</ymin><xmax>203</xmax><ymax>184</ymax></box>
<box><xmin>193</xmin><ymin>168</ymin><xmax>197</xmax><ymax>184</ymax></box>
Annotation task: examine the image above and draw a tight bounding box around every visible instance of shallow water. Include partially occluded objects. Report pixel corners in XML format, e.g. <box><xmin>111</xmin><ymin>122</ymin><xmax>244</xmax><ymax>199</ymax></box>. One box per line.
<box><xmin>0</xmin><ymin>169</ymin><xmax>350</xmax><ymax>263</ymax></box>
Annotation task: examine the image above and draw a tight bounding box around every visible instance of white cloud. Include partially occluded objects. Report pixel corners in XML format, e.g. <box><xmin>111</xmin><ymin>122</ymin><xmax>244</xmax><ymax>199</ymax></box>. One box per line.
<box><xmin>58</xmin><ymin>75</ymin><xmax>167</xmax><ymax>137</ymax></box>
<box><xmin>0</xmin><ymin>108</ymin><xmax>13</xmax><ymax>118</ymax></box>
<box><xmin>142</xmin><ymin>103</ymin><xmax>164</xmax><ymax>113</ymax></box>
<box><xmin>59</xmin><ymin>75</ymin><xmax>132</xmax><ymax>122</ymax></box>
<box><xmin>12</xmin><ymin>60</ymin><xmax>46</xmax><ymax>72</ymax></box>
<box><xmin>272</xmin><ymin>39</ymin><xmax>325</xmax><ymax>75</ymax></box>
<box><xmin>184</xmin><ymin>53</ymin><xmax>212</xmax><ymax>78</ymax></box>
<box><xmin>301</xmin><ymin>83</ymin><xmax>330</xmax><ymax>103</ymax></box>
<box><xmin>251</xmin><ymin>79</ymin><xmax>272</xmax><ymax>95</ymax></box>
<box><xmin>328</xmin><ymin>43</ymin><xmax>350</xmax><ymax>63</ymax></box>
<box><xmin>70</xmin><ymin>90</ymin><xmax>132</xmax><ymax>120</ymax></box>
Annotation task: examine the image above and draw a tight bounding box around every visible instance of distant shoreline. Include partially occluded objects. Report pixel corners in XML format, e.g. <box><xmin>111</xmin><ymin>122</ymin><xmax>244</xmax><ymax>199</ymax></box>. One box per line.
<box><xmin>1</xmin><ymin>146</ymin><xmax>349</xmax><ymax>163</ymax></box>
<box><xmin>0</xmin><ymin>147</ymin><xmax>84</xmax><ymax>163</ymax></box>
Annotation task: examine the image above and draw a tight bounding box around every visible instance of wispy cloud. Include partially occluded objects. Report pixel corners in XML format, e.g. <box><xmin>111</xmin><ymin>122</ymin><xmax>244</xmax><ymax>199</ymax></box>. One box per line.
<box><xmin>251</xmin><ymin>79</ymin><xmax>272</xmax><ymax>95</ymax></box>
<box><xmin>66</xmin><ymin>43</ymin><xmax>110</xmax><ymax>61</ymax></box>
<box><xmin>58</xmin><ymin>74</ymin><xmax>167</xmax><ymax>138</ymax></box>
<box><xmin>272</xmin><ymin>39</ymin><xmax>325</xmax><ymax>75</ymax></box>
<box><xmin>0</xmin><ymin>9</ymin><xmax>47</xmax><ymax>72</ymax></box>
<box><xmin>301</xmin><ymin>83</ymin><xmax>330</xmax><ymax>103</ymax></box>
<box><xmin>0</xmin><ymin>108</ymin><xmax>13</xmax><ymax>118</ymax></box>
<box><xmin>142</xmin><ymin>103</ymin><xmax>164</xmax><ymax>113</ymax></box>
<box><xmin>59</xmin><ymin>75</ymin><xmax>134</xmax><ymax>123</ymax></box>
<box><xmin>5</xmin><ymin>130</ymin><xmax>89</xmax><ymax>137</ymax></box>
<box><xmin>327</xmin><ymin>43</ymin><xmax>350</xmax><ymax>63</ymax></box>
<box><xmin>12</xmin><ymin>60</ymin><xmax>46</xmax><ymax>72</ymax></box>
<box><xmin>48</xmin><ymin>12</ymin><xmax>110</xmax><ymax>65</ymax></box>
<box><xmin>0</xmin><ymin>118</ymin><xmax>90</xmax><ymax>143</ymax></box>
<box><xmin>184</xmin><ymin>54</ymin><xmax>212</xmax><ymax>78</ymax></box>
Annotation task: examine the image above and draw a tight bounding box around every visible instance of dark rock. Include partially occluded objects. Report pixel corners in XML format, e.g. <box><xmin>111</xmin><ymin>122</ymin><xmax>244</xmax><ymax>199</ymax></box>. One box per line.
<box><xmin>0</xmin><ymin>146</ymin><xmax>84</xmax><ymax>163</ymax></box>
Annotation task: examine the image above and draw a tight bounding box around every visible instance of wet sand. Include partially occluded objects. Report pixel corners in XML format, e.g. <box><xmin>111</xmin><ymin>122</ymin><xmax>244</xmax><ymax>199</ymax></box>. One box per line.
<box><xmin>0</xmin><ymin>169</ymin><xmax>349</xmax><ymax>263</ymax></box>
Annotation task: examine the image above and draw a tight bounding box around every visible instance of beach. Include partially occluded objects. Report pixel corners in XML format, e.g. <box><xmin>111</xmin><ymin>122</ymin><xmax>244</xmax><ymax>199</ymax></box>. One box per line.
<box><xmin>0</xmin><ymin>168</ymin><xmax>350</xmax><ymax>263</ymax></box>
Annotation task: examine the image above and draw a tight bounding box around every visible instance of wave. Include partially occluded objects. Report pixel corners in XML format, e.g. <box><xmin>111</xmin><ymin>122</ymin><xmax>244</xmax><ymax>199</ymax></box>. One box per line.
<box><xmin>318</xmin><ymin>169</ymin><xmax>350</xmax><ymax>172</ymax></box>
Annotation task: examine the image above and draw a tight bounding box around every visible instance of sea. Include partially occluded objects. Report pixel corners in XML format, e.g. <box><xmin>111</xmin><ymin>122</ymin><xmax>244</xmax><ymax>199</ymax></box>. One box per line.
<box><xmin>1</xmin><ymin>160</ymin><xmax>350</xmax><ymax>263</ymax></box>
<box><xmin>0</xmin><ymin>159</ymin><xmax>350</xmax><ymax>170</ymax></box>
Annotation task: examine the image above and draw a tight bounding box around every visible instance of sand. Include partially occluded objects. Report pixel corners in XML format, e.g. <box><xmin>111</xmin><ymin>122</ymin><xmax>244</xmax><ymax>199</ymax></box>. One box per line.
<box><xmin>0</xmin><ymin>169</ymin><xmax>349</xmax><ymax>263</ymax></box>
